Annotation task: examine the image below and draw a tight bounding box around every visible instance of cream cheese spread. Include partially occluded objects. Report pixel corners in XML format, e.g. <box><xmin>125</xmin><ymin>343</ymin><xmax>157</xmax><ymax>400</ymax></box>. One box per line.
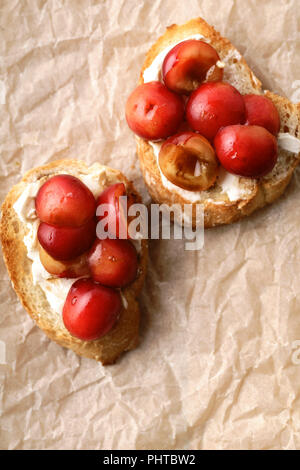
<box><xmin>278</xmin><ymin>133</ymin><xmax>300</xmax><ymax>154</ymax></box>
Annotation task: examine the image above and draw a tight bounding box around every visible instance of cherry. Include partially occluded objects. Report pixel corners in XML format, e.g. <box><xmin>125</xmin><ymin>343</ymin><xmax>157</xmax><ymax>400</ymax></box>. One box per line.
<box><xmin>88</xmin><ymin>238</ymin><xmax>138</xmax><ymax>288</ymax></box>
<box><xmin>214</xmin><ymin>124</ymin><xmax>278</xmax><ymax>178</ymax></box>
<box><xmin>39</xmin><ymin>246</ymin><xmax>90</xmax><ymax>278</ymax></box>
<box><xmin>37</xmin><ymin>218</ymin><xmax>96</xmax><ymax>261</ymax></box>
<box><xmin>159</xmin><ymin>132</ymin><xmax>218</xmax><ymax>191</ymax></box>
<box><xmin>36</xmin><ymin>174</ymin><xmax>96</xmax><ymax>228</ymax></box>
<box><xmin>125</xmin><ymin>81</ymin><xmax>185</xmax><ymax>140</ymax></box>
<box><xmin>96</xmin><ymin>183</ymin><xmax>134</xmax><ymax>239</ymax></box>
<box><xmin>186</xmin><ymin>81</ymin><xmax>246</xmax><ymax>141</ymax></box>
<box><xmin>62</xmin><ymin>278</ymin><xmax>121</xmax><ymax>341</ymax></box>
<box><xmin>244</xmin><ymin>94</ymin><xmax>280</xmax><ymax>135</ymax></box>
<box><xmin>162</xmin><ymin>39</ymin><xmax>223</xmax><ymax>94</ymax></box>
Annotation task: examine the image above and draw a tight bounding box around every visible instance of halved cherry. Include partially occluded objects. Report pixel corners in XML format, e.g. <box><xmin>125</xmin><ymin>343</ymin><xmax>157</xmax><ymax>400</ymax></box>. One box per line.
<box><xmin>36</xmin><ymin>174</ymin><xmax>96</xmax><ymax>228</ymax></box>
<box><xmin>37</xmin><ymin>218</ymin><xmax>96</xmax><ymax>261</ymax></box>
<box><xmin>63</xmin><ymin>278</ymin><xmax>121</xmax><ymax>341</ymax></box>
<box><xmin>162</xmin><ymin>39</ymin><xmax>224</xmax><ymax>94</ymax></box>
<box><xmin>39</xmin><ymin>246</ymin><xmax>90</xmax><ymax>278</ymax></box>
<box><xmin>96</xmin><ymin>183</ymin><xmax>135</xmax><ymax>239</ymax></box>
<box><xmin>88</xmin><ymin>238</ymin><xmax>138</xmax><ymax>288</ymax></box>
<box><xmin>159</xmin><ymin>132</ymin><xmax>218</xmax><ymax>191</ymax></box>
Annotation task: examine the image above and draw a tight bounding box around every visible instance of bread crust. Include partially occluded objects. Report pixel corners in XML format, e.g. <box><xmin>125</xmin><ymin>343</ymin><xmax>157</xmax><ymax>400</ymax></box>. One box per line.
<box><xmin>137</xmin><ymin>17</ymin><xmax>300</xmax><ymax>227</ymax></box>
<box><xmin>0</xmin><ymin>159</ymin><xmax>148</xmax><ymax>365</ymax></box>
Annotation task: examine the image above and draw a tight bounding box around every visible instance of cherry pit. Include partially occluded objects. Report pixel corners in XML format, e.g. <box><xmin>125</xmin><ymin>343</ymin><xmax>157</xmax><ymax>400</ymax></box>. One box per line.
<box><xmin>126</xmin><ymin>39</ymin><xmax>280</xmax><ymax>187</ymax></box>
<box><xmin>35</xmin><ymin>175</ymin><xmax>139</xmax><ymax>341</ymax></box>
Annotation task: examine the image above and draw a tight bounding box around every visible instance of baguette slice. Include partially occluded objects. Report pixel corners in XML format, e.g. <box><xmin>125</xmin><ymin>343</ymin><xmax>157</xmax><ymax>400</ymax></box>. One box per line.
<box><xmin>137</xmin><ymin>17</ymin><xmax>300</xmax><ymax>227</ymax></box>
<box><xmin>0</xmin><ymin>159</ymin><xmax>148</xmax><ymax>365</ymax></box>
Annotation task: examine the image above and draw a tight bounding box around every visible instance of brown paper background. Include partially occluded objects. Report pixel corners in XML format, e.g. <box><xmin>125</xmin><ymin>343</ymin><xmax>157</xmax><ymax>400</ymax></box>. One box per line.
<box><xmin>1</xmin><ymin>0</ymin><xmax>300</xmax><ymax>450</ymax></box>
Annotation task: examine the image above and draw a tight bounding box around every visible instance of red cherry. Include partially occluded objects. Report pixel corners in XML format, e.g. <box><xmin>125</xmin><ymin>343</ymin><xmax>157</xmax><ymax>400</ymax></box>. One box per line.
<box><xmin>88</xmin><ymin>238</ymin><xmax>138</xmax><ymax>288</ymax></box>
<box><xmin>214</xmin><ymin>124</ymin><xmax>278</xmax><ymax>178</ymax></box>
<box><xmin>96</xmin><ymin>183</ymin><xmax>134</xmax><ymax>239</ymax></box>
<box><xmin>125</xmin><ymin>81</ymin><xmax>185</xmax><ymax>140</ymax></box>
<box><xmin>62</xmin><ymin>278</ymin><xmax>121</xmax><ymax>341</ymax></box>
<box><xmin>244</xmin><ymin>94</ymin><xmax>280</xmax><ymax>135</ymax></box>
<box><xmin>37</xmin><ymin>218</ymin><xmax>96</xmax><ymax>261</ymax></box>
<box><xmin>186</xmin><ymin>81</ymin><xmax>246</xmax><ymax>141</ymax></box>
<box><xmin>36</xmin><ymin>175</ymin><xmax>96</xmax><ymax>228</ymax></box>
<box><xmin>162</xmin><ymin>39</ymin><xmax>223</xmax><ymax>94</ymax></box>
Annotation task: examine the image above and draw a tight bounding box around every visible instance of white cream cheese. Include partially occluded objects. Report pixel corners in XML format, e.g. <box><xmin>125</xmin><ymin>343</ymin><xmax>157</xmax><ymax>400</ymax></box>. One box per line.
<box><xmin>80</xmin><ymin>172</ymin><xmax>106</xmax><ymax>198</ymax></box>
<box><xmin>38</xmin><ymin>278</ymin><xmax>77</xmax><ymax>315</ymax></box>
<box><xmin>13</xmin><ymin>166</ymin><xmax>135</xmax><ymax>315</ymax></box>
<box><xmin>142</xmin><ymin>37</ymin><xmax>300</xmax><ymax>203</ymax></box>
<box><xmin>217</xmin><ymin>168</ymin><xmax>247</xmax><ymax>201</ymax></box>
<box><xmin>278</xmin><ymin>133</ymin><xmax>300</xmax><ymax>154</ymax></box>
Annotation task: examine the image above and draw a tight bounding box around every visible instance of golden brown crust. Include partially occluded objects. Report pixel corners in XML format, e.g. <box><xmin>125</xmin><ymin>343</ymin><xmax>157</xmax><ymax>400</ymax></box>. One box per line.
<box><xmin>0</xmin><ymin>159</ymin><xmax>148</xmax><ymax>365</ymax></box>
<box><xmin>137</xmin><ymin>17</ymin><xmax>300</xmax><ymax>228</ymax></box>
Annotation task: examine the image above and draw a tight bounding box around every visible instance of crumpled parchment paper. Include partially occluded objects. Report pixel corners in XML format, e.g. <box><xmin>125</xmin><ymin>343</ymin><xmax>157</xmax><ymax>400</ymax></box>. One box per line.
<box><xmin>0</xmin><ymin>0</ymin><xmax>300</xmax><ymax>450</ymax></box>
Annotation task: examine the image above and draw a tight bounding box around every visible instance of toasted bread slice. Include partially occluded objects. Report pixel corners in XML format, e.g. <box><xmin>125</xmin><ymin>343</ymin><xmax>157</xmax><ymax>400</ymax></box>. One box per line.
<box><xmin>0</xmin><ymin>159</ymin><xmax>148</xmax><ymax>365</ymax></box>
<box><xmin>136</xmin><ymin>17</ymin><xmax>300</xmax><ymax>227</ymax></box>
